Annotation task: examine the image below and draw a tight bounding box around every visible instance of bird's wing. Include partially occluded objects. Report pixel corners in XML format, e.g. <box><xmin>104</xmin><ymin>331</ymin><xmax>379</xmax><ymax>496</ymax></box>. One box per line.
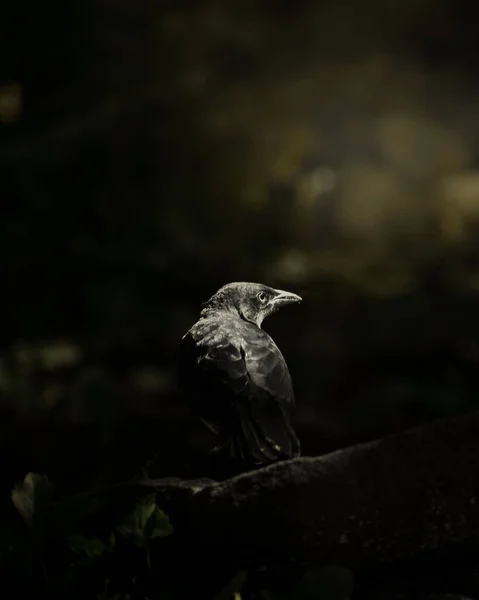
<box><xmin>234</xmin><ymin>327</ymin><xmax>300</xmax><ymax>463</ymax></box>
<box><xmin>242</xmin><ymin>329</ymin><xmax>295</xmax><ymax>413</ymax></box>
<box><xmin>179</xmin><ymin>319</ymin><xmax>300</xmax><ymax>466</ymax></box>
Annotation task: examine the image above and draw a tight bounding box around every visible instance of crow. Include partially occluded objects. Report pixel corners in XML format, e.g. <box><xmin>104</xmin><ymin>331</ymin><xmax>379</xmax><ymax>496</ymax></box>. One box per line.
<box><xmin>179</xmin><ymin>282</ymin><xmax>302</xmax><ymax>470</ymax></box>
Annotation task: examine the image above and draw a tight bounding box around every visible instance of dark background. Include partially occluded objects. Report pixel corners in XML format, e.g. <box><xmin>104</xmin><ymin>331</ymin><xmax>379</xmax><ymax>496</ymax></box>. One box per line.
<box><xmin>3</xmin><ymin>0</ymin><xmax>479</xmax><ymax>492</ymax></box>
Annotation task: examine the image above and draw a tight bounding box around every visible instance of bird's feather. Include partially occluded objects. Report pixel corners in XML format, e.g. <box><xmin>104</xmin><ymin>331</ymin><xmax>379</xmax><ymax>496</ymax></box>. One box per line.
<box><xmin>179</xmin><ymin>313</ymin><xmax>300</xmax><ymax>467</ymax></box>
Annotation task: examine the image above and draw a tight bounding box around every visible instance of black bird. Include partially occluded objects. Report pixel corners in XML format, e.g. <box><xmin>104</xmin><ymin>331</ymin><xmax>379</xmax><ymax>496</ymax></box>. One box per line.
<box><xmin>179</xmin><ymin>282</ymin><xmax>302</xmax><ymax>470</ymax></box>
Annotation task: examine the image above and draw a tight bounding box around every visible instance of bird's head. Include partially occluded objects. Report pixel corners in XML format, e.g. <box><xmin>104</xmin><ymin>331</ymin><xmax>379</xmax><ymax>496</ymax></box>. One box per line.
<box><xmin>201</xmin><ymin>282</ymin><xmax>302</xmax><ymax>328</ymax></box>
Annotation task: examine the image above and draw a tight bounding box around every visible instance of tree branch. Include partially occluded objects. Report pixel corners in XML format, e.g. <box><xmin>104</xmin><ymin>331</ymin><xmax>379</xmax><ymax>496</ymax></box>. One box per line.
<box><xmin>135</xmin><ymin>410</ymin><xmax>479</xmax><ymax>569</ymax></box>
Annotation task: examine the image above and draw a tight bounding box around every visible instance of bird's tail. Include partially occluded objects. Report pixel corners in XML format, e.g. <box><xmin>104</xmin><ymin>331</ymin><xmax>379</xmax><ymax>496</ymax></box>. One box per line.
<box><xmin>230</xmin><ymin>399</ymin><xmax>300</xmax><ymax>467</ymax></box>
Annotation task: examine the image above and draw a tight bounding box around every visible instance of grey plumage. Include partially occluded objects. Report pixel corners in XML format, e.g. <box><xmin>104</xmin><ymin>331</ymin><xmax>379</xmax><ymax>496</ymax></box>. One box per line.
<box><xmin>179</xmin><ymin>282</ymin><xmax>301</xmax><ymax>469</ymax></box>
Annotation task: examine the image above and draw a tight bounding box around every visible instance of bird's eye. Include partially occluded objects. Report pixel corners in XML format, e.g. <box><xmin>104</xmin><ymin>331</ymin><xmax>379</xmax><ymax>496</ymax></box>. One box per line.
<box><xmin>257</xmin><ymin>291</ymin><xmax>267</xmax><ymax>303</ymax></box>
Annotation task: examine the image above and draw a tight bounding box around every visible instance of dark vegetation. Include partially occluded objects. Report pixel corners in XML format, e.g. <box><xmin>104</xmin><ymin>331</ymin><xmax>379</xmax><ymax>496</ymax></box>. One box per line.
<box><xmin>4</xmin><ymin>0</ymin><xmax>479</xmax><ymax>597</ymax></box>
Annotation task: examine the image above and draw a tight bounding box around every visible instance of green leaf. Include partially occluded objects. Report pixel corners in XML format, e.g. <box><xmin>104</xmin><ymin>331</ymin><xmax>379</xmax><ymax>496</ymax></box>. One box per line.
<box><xmin>116</xmin><ymin>494</ymin><xmax>173</xmax><ymax>547</ymax></box>
<box><xmin>11</xmin><ymin>472</ymin><xmax>53</xmax><ymax>527</ymax></box>
<box><xmin>67</xmin><ymin>534</ymin><xmax>106</xmax><ymax>558</ymax></box>
<box><xmin>213</xmin><ymin>570</ymin><xmax>248</xmax><ymax>600</ymax></box>
<box><xmin>292</xmin><ymin>565</ymin><xmax>355</xmax><ymax>600</ymax></box>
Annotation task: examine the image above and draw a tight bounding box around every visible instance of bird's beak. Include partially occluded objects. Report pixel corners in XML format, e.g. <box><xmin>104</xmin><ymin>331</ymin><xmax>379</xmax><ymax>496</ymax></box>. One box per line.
<box><xmin>271</xmin><ymin>289</ymin><xmax>302</xmax><ymax>307</ymax></box>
